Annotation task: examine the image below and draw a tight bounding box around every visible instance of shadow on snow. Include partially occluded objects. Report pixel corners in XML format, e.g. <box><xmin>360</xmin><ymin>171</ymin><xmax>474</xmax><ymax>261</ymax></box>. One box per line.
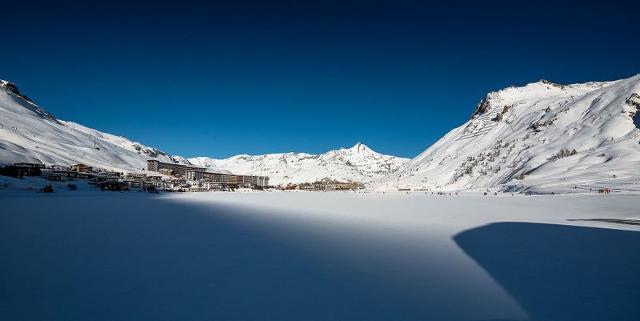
<box><xmin>454</xmin><ymin>222</ymin><xmax>640</xmax><ymax>321</ymax></box>
<box><xmin>0</xmin><ymin>194</ymin><xmax>507</xmax><ymax>321</ymax></box>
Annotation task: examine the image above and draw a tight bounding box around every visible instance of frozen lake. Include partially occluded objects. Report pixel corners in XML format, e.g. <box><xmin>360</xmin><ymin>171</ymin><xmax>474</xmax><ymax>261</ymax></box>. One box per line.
<box><xmin>1</xmin><ymin>192</ymin><xmax>639</xmax><ymax>321</ymax></box>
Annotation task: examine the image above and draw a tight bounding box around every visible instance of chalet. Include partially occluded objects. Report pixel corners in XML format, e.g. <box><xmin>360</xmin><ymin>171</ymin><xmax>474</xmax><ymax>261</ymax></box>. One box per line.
<box><xmin>70</xmin><ymin>163</ymin><xmax>92</xmax><ymax>172</ymax></box>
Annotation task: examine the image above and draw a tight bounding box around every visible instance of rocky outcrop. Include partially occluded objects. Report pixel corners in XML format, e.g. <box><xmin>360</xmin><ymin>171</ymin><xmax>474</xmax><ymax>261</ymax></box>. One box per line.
<box><xmin>0</xmin><ymin>80</ymin><xmax>33</xmax><ymax>103</ymax></box>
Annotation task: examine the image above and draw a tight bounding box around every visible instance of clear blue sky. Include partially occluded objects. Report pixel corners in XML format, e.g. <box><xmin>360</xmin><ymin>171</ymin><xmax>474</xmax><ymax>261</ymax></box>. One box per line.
<box><xmin>2</xmin><ymin>1</ymin><xmax>639</xmax><ymax>158</ymax></box>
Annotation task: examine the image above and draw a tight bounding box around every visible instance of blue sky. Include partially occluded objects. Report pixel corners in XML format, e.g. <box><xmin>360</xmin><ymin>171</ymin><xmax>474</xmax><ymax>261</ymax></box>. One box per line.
<box><xmin>1</xmin><ymin>1</ymin><xmax>639</xmax><ymax>158</ymax></box>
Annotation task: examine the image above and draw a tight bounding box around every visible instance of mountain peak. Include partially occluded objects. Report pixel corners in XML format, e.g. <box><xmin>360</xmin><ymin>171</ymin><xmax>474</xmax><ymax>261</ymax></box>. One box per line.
<box><xmin>1</xmin><ymin>80</ymin><xmax>23</xmax><ymax>97</ymax></box>
<box><xmin>347</xmin><ymin>142</ymin><xmax>373</xmax><ymax>153</ymax></box>
<box><xmin>1</xmin><ymin>79</ymin><xmax>55</xmax><ymax>120</ymax></box>
<box><xmin>0</xmin><ymin>80</ymin><xmax>36</xmax><ymax>103</ymax></box>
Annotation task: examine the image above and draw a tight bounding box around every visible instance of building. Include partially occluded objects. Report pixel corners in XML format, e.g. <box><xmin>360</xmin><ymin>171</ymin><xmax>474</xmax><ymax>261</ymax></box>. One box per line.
<box><xmin>199</xmin><ymin>172</ymin><xmax>269</xmax><ymax>188</ymax></box>
<box><xmin>185</xmin><ymin>170</ymin><xmax>204</xmax><ymax>181</ymax></box>
<box><xmin>158</xmin><ymin>168</ymin><xmax>174</xmax><ymax>176</ymax></box>
<box><xmin>10</xmin><ymin>162</ymin><xmax>45</xmax><ymax>176</ymax></box>
<box><xmin>70</xmin><ymin>163</ymin><xmax>92</xmax><ymax>172</ymax></box>
<box><xmin>236</xmin><ymin>175</ymin><xmax>269</xmax><ymax>188</ymax></box>
<box><xmin>147</xmin><ymin>160</ymin><xmax>205</xmax><ymax>176</ymax></box>
<box><xmin>147</xmin><ymin>160</ymin><xmax>269</xmax><ymax>189</ymax></box>
<box><xmin>45</xmin><ymin>171</ymin><xmax>69</xmax><ymax>181</ymax></box>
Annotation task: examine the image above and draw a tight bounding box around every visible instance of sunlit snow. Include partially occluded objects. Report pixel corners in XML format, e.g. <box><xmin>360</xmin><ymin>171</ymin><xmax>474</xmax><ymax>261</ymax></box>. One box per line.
<box><xmin>1</xmin><ymin>191</ymin><xmax>638</xmax><ymax>321</ymax></box>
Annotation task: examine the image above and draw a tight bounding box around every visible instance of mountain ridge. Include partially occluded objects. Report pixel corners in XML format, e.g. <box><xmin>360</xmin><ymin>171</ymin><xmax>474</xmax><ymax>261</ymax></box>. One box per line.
<box><xmin>373</xmin><ymin>74</ymin><xmax>640</xmax><ymax>193</ymax></box>
<box><xmin>188</xmin><ymin>142</ymin><xmax>409</xmax><ymax>185</ymax></box>
<box><xmin>3</xmin><ymin>75</ymin><xmax>639</xmax><ymax>192</ymax></box>
<box><xmin>0</xmin><ymin>81</ymin><xmax>407</xmax><ymax>184</ymax></box>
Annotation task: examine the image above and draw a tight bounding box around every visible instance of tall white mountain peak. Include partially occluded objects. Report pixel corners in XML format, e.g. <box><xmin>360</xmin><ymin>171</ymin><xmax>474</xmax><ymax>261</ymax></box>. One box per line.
<box><xmin>346</xmin><ymin>142</ymin><xmax>374</xmax><ymax>154</ymax></box>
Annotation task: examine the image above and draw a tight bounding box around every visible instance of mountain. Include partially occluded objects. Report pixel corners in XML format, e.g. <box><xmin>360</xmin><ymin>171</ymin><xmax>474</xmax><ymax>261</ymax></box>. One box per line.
<box><xmin>0</xmin><ymin>80</ymin><xmax>189</xmax><ymax>172</ymax></box>
<box><xmin>373</xmin><ymin>74</ymin><xmax>640</xmax><ymax>193</ymax></box>
<box><xmin>188</xmin><ymin>142</ymin><xmax>409</xmax><ymax>186</ymax></box>
<box><xmin>5</xmin><ymin>75</ymin><xmax>638</xmax><ymax>192</ymax></box>
<box><xmin>0</xmin><ymin>80</ymin><xmax>407</xmax><ymax>183</ymax></box>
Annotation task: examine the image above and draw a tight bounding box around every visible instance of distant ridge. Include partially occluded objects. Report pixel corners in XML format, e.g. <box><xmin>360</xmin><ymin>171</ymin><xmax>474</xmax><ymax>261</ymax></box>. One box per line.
<box><xmin>188</xmin><ymin>142</ymin><xmax>409</xmax><ymax>186</ymax></box>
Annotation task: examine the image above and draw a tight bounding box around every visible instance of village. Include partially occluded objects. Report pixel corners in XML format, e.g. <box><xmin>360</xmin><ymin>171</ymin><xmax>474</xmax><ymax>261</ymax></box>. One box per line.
<box><xmin>0</xmin><ymin>160</ymin><xmax>368</xmax><ymax>193</ymax></box>
<box><xmin>0</xmin><ymin>160</ymin><xmax>270</xmax><ymax>192</ymax></box>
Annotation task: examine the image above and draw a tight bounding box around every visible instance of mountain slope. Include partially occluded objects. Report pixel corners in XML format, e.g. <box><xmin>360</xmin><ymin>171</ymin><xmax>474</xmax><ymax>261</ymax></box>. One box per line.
<box><xmin>1</xmin><ymin>80</ymin><xmax>407</xmax><ymax>183</ymax></box>
<box><xmin>0</xmin><ymin>80</ymin><xmax>188</xmax><ymax>172</ymax></box>
<box><xmin>188</xmin><ymin>143</ymin><xmax>409</xmax><ymax>185</ymax></box>
<box><xmin>374</xmin><ymin>74</ymin><xmax>640</xmax><ymax>193</ymax></box>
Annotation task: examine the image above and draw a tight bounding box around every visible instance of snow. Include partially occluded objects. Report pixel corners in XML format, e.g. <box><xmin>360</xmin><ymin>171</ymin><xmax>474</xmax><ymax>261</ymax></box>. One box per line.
<box><xmin>1</xmin><ymin>191</ymin><xmax>639</xmax><ymax>320</ymax></box>
<box><xmin>3</xmin><ymin>74</ymin><xmax>639</xmax><ymax>191</ymax></box>
<box><xmin>1</xmin><ymin>81</ymin><xmax>407</xmax><ymax>185</ymax></box>
<box><xmin>0</xmin><ymin>81</ymin><xmax>188</xmax><ymax>172</ymax></box>
<box><xmin>374</xmin><ymin>74</ymin><xmax>640</xmax><ymax>192</ymax></box>
<box><xmin>188</xmin><ymin>142</ymin><xmax>409</xmax><ymax>185</ymax></box>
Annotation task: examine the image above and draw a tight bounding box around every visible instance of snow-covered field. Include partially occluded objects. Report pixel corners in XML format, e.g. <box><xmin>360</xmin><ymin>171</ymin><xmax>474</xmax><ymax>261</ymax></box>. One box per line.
<box><xmin>1</xmin><ymin>191</ymin><xmax>638</xmax><ymax>321</ymax></box>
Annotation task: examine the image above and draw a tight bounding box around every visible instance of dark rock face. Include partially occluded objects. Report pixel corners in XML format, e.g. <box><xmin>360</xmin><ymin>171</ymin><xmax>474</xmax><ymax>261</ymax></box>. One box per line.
<box><xmin>1</xmin><ymin>81</ymin><xmax>34</xmax><ymax>103</ymax></box>
<box><xmin>2</xmin><ymin>82</ymin><xmax>21</xmax><ymax>95</ymax></box>
<box><xmin>472</xmin><ymin>97</ymin><xmax>491</xmax><ymax>117</ymax></box>
<box><xmin>491</xmin><ymin>105</ymin><xmax>513</xmax><ymax>122</ymax></box>
<box><xmin>626</xmin><ymin>93</ymin><xmax>640</xmax><ymax>128</ymax></box>
<box><xmin>538</xmin><ymin>79</ymin><xmax>564</xmax><ymax>89</ymax></box>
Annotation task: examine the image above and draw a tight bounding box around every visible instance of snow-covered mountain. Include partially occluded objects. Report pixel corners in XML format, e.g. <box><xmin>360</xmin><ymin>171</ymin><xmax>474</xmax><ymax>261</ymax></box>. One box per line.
<box><xmin>374</xmin><ymin>74</ymin><xmax>640</xmax><ymax>193</ymax></box>
<box><xmin>1</xmin><ymin>80</ymin><xmax>407</xmax><ymax>183</ymax></box>
<box><xmin>5</xmin><ymin>74</ymin><xmax>639</xmax><ymax>192</ymax></box>
<box><xmin>189</xmin><ymin>143</ymin><xmax>409</xmax><ymax>186</ymax></box>
<box><xmin>0</xmin><ymin>80</ymin><xmax>188</xmax><ymax>172</ymax></box>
